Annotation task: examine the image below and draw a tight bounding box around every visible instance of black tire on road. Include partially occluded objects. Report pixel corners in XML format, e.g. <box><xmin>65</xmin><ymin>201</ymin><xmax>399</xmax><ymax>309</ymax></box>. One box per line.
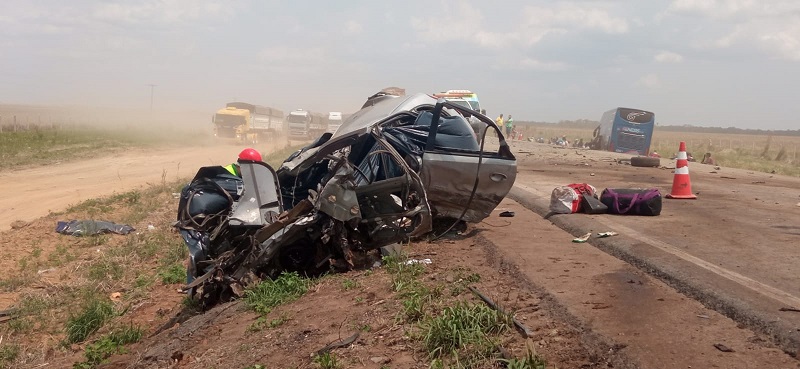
<box><xmin>630</xmin><ymin>156</ymin><xmax>660</xmax><ymax>167</ymax></box>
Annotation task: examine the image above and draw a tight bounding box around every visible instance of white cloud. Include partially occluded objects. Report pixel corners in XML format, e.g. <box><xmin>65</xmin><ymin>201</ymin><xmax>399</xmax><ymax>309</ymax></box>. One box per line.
<box><xmin>760</xmin><ymin>27</ymin><xmax>800</xmax><ymax>61</ymax></box>
<box><xmin>411</xmin><ymin>2</ymin><xmax>627</xmax><ymax>49</ymax></box>
<box><xmin>636</xmin><ymin>74</ymin><xmax>661</xmax><ymax>89</ymax></box>
<box><xmin>668</xmin><ymin>0</ymin><xmax>800</xmax><ymax>61</ymax></box>
<box><xmin>344</xmin><ymin>20</ymin><xmax>362</xmax><ymax>34</ymax></box>
<box><xmin>411</xmin><ymin>3</ymin><xmax>488</xmax><ymax>43</ymax></box>
<box><xmin>258</xmin><ymin>46</ymin><xmax>326</xmax><ymax>63</ymax></box>
<box><xmin>92</xmin><ymin>0</ymin><xmax>232</xmax><ymax>24</ymax></box>
<box><xmin>655</xmin><ymin>51</ymin><xmax>684</xmax><ymax>63</ymax></box>
<box><xmin>521</xmin><ymin>4</ymin><xmax>629</xmax><ymax>37</ymax></box>
<box><xmin>508</xmin><ymin>58</ymin><xmax>569</xmax><ymax>72</ymax></box>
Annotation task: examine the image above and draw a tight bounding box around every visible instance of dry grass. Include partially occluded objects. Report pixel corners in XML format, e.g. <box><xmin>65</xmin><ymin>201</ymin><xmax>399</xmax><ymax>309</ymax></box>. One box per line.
<box><xmin>0</xmin><ymin>145</ymin><xmax>306</xmax><ymax>368</ymax></box>
<box><xmin>518</xmin><ymin>124</ymin><xmax>800</xmax><ymax>177</ymax></box>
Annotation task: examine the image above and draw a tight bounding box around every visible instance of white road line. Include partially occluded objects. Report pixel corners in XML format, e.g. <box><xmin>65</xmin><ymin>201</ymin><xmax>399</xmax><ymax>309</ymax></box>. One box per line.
<box><xmin>514</xmin><ymin>183</ymin><xmax>800</xmax><ymax>308</ymax></box>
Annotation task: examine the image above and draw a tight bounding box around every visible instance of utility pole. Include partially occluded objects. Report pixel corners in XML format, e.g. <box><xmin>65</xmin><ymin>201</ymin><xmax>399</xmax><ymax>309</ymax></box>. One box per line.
<box><xmin>146</xmin><ymin>84</ymin><xmax>157</xmax><ymax>113</ymax></box>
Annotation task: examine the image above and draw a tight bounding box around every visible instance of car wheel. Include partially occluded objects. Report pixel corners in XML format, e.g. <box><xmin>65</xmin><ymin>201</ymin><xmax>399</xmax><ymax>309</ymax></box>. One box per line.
<box><xmin>630</xmin><ymin>156</ymin><xmax>660</xmax><ymax>167</ymax></box>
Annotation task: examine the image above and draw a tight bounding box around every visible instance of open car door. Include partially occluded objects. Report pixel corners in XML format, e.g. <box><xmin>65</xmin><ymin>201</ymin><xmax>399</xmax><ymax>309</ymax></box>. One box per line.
<box><xmin>419</xmin><ymin>101</ymin><xmax>517</xmax><ymax>222</ymax></box>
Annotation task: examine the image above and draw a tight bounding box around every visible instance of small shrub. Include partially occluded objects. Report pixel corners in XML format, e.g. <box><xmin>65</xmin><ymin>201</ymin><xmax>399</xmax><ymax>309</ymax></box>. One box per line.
<box><xmin>244</xmin><ymin>272</ymin><xmax>310</xmax><ymax>315</ymax></box>
<box><xmin>65</xmin><ymin>299</ymin><xmax>116</xmax><ymax>344</ymax></box>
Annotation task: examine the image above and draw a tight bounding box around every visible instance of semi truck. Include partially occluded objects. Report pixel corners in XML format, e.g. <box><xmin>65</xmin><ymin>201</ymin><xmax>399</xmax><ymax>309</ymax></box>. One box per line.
<box><xmin>287</xmin><ymin>109</ymin><xmax>327</xmax><ymax>139</ymax></box>
<box><xmin>212</xmin><ymin>102</ymin><xmax>285</xmax><ymax>143</ymax></box>
<box><xmin>327</xmin><ymin>112</ymin><xmax>343</xmax><ymax>134</ymax></box>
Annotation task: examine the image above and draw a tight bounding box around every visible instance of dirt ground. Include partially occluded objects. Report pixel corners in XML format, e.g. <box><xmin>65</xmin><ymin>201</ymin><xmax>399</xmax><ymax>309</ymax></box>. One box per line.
<box><xmin>1</xmin><ymin>138</ymin><xmax>799</xmax><ymax>368</ymax></box>
<box><xmin>0</xmin><ymin>140</ymin><xmax>297</xmax><ymax>231</ymax></box>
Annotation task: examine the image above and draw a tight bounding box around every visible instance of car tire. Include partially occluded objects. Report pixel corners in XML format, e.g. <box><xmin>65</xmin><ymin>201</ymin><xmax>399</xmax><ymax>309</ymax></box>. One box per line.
<box><xmin>630</xmin><ymin>156</ymin><xmax>660</xmax><ymax>167</ymax></box>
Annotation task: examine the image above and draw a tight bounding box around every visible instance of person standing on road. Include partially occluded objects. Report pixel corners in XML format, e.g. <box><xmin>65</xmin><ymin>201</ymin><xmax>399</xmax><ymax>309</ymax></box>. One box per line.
<box><xmin>494</xmin><ymin>114</ymin><xmax>504</xmax><ymax>139</ymax></box>
<box><xmin>495</xmin><ymin>114</ymin><xmax>504</xmax><ymax>129</ymax></box>
<box><xmin>506</xmin><ymin>115</ymin><xmax>514</xmax><ymax>139</ymax></box>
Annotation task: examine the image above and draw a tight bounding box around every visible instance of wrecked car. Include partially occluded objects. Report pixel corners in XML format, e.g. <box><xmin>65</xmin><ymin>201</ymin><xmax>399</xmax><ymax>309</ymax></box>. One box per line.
<box><xmin>176</xmin><ymin>92</ymin><xmax>517</xmax><ymax>308</ymax></box>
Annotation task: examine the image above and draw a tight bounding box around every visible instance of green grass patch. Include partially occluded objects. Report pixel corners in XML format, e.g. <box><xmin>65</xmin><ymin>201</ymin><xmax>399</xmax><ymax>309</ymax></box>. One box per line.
<box><xmin>134</xmin><ymin>274</ymin><xmax>154</xmax><ymax>289</ymax></box>
<box><xmin>502</xmin><ymin>345</ymin><xmax>549</xmax><ymax>369</ymax></box>
<box><xmin>0</xmin><ymin>344</ymin><xmax>20</xmax><ymax>368</ymax></box>
<box><xmin>244</xmin><ymin>272</ymin><xmax>310</xmax><ymax>315</ymax></box>
<box><xmin>420</xmin><ymin>303</ymin><xmax>511</xmax><ymax>358</ymax></box>
<box><xmin>64</xmin><ymin>299</ymin><xmax>116</xmax><ymax>344</ymax></box>
<box><xmin>158</xmin><ymin>264</ymin><xmax>186</xmax><ymax>285</ymax></box>
<box><xmin>47</xmin><ymin>245</ymin><xmax>77</xmax><ymax>267</ymax></box>
<box><xmin>86</xmin><ymin>259</ymin><xmax>123</xmax><ymax>281</ymax></box>
<box><xmin>0</xmin><ymin>272</ymin><xmax>34</xmax><ymax>292</ymax></box>
<box><xmin>312</xmin><ymin>351</ymin><xmax>341</xmax><ymax>369</ymax></box>
<box><xmin>7</xmin><ymin>293</ymin><xmax>53</xmax><ymax>333</ymax></box>
<box><xmin>449</xmin><ymin>269</ymin><xmax>481</xmax><ymax>297</ymax></box>
<box><xmin>248</xmin><ymin>314</ymin><xmax>288</xmax><ymax>332</ymax></box>
<box><xmin>382</xmin><ymin>253</ymin><xmax>425</xmax><ymax>293</ymax></box>
<box><xmin>73</xmin><ymin>325</ymin><xmax>142</xmax><ymax>369</ymax></box>
<box><xmin>341</xmin><ymin>278</ymin><xmax>358</xmax><ymax>291</ymax></box>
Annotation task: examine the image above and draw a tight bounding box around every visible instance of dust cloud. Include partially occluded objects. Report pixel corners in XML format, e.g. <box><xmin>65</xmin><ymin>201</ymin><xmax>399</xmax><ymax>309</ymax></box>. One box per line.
<box><xmin>1</xmin><ymin>103</ymin><xmax>226</xmax><ymax>146</ymax></box>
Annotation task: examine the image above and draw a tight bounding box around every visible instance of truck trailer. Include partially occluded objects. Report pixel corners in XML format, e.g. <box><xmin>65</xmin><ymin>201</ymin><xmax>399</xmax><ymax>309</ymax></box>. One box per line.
<box><xmin>287</xmin><ymin>109</ymin><xmax>327</xmax><ymax>139</ymax></box>
<box><xmin>212</xmin><ymin>102</ymin><xmax>285</xmax><ymax>144</ymax></box>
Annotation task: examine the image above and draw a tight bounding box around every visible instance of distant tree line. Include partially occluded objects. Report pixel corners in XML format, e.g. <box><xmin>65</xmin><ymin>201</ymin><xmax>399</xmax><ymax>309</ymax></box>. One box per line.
<box><xmin>513</xmin><ymin>119</ymin><xmax>800</xmax><ymax>136</ymax></box>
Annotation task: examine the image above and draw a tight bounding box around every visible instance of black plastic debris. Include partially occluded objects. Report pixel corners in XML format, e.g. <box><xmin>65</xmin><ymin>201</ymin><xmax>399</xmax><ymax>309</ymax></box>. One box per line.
<box><xmin>55</xmin><ymin>220</ymin><xmax>135</xmax><ymax>236</ymax></box>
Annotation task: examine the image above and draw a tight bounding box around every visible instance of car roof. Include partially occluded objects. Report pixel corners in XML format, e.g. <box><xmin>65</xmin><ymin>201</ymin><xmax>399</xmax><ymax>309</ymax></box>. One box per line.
<box><xmin>330</xmin><ymin>93</ymin><xmax>438</xmax><ymax>141</ymax></box>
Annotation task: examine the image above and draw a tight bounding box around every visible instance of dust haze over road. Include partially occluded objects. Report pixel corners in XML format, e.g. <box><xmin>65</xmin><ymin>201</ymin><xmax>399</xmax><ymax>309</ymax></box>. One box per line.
<box><xmin>0</xmin><ymin>141</ymin><xmax>286</xmax><ymax>231</ymax></box>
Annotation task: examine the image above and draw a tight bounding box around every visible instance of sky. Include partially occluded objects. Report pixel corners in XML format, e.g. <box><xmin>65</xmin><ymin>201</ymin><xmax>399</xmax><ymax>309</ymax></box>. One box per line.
<box><xmin>1</xmin><ymin>0</ymin><xmax>799</xmax><ymax>130</ymax></box>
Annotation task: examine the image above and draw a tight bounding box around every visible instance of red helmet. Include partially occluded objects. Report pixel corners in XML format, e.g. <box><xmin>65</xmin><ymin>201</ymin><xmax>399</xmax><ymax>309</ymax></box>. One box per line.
<box><xmin>238</xmin><ymin>148</ymin><xmax>262</xmax><ymax>162</ymax></box>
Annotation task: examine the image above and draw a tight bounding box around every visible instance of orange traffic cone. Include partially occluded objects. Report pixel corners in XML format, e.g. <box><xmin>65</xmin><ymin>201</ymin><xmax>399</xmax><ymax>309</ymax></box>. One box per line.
<box><xmin>666</xmin><ymin>141</ymin><xmax>697</xmax><ymax>199</ymax></box>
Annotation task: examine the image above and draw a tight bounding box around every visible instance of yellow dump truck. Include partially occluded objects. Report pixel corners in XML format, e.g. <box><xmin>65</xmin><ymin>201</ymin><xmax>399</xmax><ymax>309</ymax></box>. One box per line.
<box><xmin>212</xmin><ymin>102</ymin><xmax>285</xmax><ymax>144</ymax></box>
